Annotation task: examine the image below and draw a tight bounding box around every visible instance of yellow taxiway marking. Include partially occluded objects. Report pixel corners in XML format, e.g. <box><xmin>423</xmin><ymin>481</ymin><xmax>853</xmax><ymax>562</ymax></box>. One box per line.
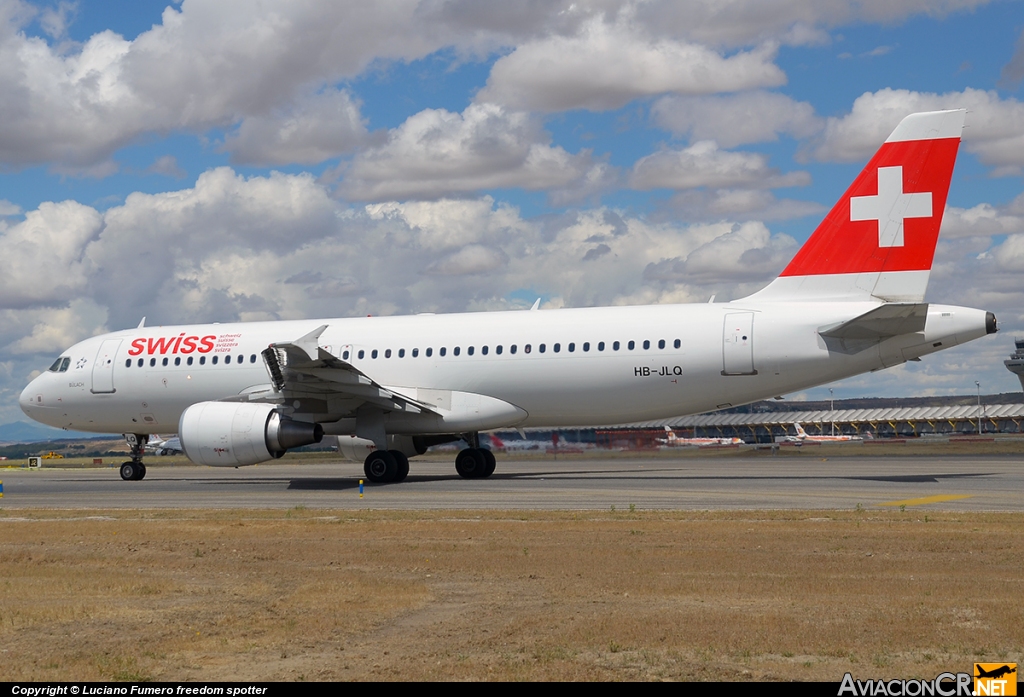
<box><xmin>877</xmin><ymin>494</ymin><xmax>973</xmax><ymax>507</ymax></box>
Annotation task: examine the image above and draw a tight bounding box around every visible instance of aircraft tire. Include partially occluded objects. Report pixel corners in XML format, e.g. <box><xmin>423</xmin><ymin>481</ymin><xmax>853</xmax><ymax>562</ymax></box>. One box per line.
<box><xmin>455</xmin><ymin>448</ymin><xmax>486</xmax><ymax>479</ymax></box>
<box><xmin>120</xmin><ymin>462</ymin><xmax>138</xmax><ymax>481</ymax></box>
<box><xmin>480</xmin><ymin>449</ymin><xmax>496</xmax><ymax>478</ymax></box>
<box><xmin>364</xmin><ymin>450</ymin><xmax>398</xmax><ymax>484</ymax></box>
<box><xmin>137</xmin><ymin>463</ymin><xmax>147</xmax><ymax>480</ymax></box>
<box><xmin>390</xmin><ymin>450</ymin><xmax>410</xmax><ymax>483</ymax></box>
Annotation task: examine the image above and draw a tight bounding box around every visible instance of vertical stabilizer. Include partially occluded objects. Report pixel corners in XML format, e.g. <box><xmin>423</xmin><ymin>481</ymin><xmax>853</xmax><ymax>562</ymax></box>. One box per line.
<box><xmin>745</xmin><ymin>109</ymin><xmax>965</xmax><ymax>303</ymax></box>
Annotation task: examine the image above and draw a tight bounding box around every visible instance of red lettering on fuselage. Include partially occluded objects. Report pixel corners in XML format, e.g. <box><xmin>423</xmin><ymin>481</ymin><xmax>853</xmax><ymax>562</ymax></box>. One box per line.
<box><xmin>128</xmin><ymin>333</ymin><xmax>235</xmax><ymax>356</ymax></box>
<box><xmin>147</xmin><ymin>337</ymin><xmax>174</xmax><ymax>354</ymax></box>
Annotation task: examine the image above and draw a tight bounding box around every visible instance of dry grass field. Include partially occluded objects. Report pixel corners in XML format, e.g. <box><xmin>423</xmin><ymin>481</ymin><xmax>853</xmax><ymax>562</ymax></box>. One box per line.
<box><xmin>1</xmin><ymin>508</ymin><xmax>1021</xmax><ymax>681</ymax></box>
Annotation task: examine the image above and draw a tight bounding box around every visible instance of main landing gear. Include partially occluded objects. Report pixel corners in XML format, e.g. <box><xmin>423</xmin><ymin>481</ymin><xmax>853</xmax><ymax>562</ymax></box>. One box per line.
<box><xmin>120</xmin><ymin>433</ymin><xmax>148</xmax><ymax>481</ymax></box>
<box><xmin>363</xmin><ymin>449</ymin><xmax>410</xmax><ymax>484</ymax></box>
<box><xmin>361</xmin><ymin>443</ymin><xmax>496</xmax><ymax>484</ymax></box>
<box><xmin>455</xmin><ymin>448</ymin><xmax>496</xmax><ymax>479</ymax></box>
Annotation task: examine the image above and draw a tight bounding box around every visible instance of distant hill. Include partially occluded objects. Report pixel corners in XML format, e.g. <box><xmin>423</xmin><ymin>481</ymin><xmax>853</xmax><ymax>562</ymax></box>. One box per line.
<box><xmin>0</xmin><ymin>421</ymin><xmax>116</xmax><ymax>444</ymax></box>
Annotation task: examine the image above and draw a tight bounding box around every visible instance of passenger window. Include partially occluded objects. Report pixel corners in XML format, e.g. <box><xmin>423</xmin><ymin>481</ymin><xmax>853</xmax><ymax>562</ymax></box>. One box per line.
<box><xmin>454</xmin><ymin>347</ymin><xmax>461</xmax><ymax>356</ymax></box>
<box><xmin>212</xmin><ymin>355</ymin><xmax>218</xmax><ymax>365</ymax></box>
<box><xmin>440</xmin><ymin>347</ymin><xmax>446</xmax><ymax>357</ymax></box>
<box><xmin>412</xmin><ymin>348</ymin><xmax>419</xmax><ymax>358</ymax></box>
<box><xmin>643</xmin><ymin>340</ymin><xmax>650</xmax><ymax>350</ymax></box>
<box><xmin>612</xmin><ymin>341</ymin><xmax>619</xmax><ymax>351</ymax></box>
<box><xmin>250</xmin><ymin>354</ymin><xmax>257</xmax><ymax>363</ymax></box>
<box><xmin>510</xmin><ymin>345</ymin><xmax>517</xmax><ymax>354</ymax></box>
<box><xmin>385</xmin><ymin>349</ymin><xmax>392</xmax><ymax>358</ymax></box>
<box><xmin>162</xmin><ymin>357</ymin><xmax>169</xmax><ymax>366</ymax></box>
<box><xmin>125</xmin><ymin>359</ymin><xmax>131</xmax><ymax>368</ymax></box>
<box><xmin>358</xmin><ymin>349</ymin><xmax>365</xmax><ymax>359</ymax></box>
<box><xmin>553</xmin><ymin>343</ymin><xmax>560</xmax><ymax>353</ymax></box>
<box><xmin>138</xmin><ymin>358</ymin><xmax>144</xmax><ymax>367</ymax></box>
<box><xmin>674</xmin><ymin>339</ymin><xmax>681</xmax><ymax>349</ymax></box>
<box><xmin>658</xmin><ymin>339</ymin><xmax>665</xmax><ymax>349</ymax></box>
<box><xmin>199</xmin><ymin>356</ymin><xmax>206</xmax><ymax>365</ymax></box>
<box><xmin>343</xmin><ymin>350</ymin><xmax>350</xmax><ymax>360</ymax></box>
<box><xmin>628</xmin><ymin>340</ymin><xmax>635</xmax><ymax>350</ymax></box>
<box><xmin>481</xmin><ymin>346</ymin><xmax>488</xmax><ymax>355</ymax></box>
<box><xmin>398</xmin><ymin>349</ymin><xmax>405</xmax><ymax>358</ymax></box>
<box><xmin>468</xmin><ymin>346</ymin><xmax>474</xmax><ymax>356</ymax></box>
<box><xmin>175</xmin><ymin>357</ymin><xmax>181</xmax><ymax>366</ymax></box>
<box><xmin>568</xmin><ymin>343</ymin><xmax>575</xmax><ymax>352</ymax></box>
<box><xmin>426</xmin><ymin>348</ymin><xmax>433</xmax><ymax>357</ymax></box>
<box><xmin>372</xmin><ymin>349</ymin><xmax>378</xmax><ymax>359</ymax></box>
<box><xmin>524</xmin><ymin>344</ymin><xmax>531</xmax><ymax>354</ymax></box>
<box><xmin>583</xmin><ymin>342</ymin><xmax>590</xmax><ymax>352</ymax></box>
<box><xmin>224</xmin><ymin>355</ymin><xmax>231</xmax><ymax>364</ymax></box>
<box><xmin>539</xmin><ymin>344</ymin><xmax>546</xmax><ymax>353</ymax></box>
<box><xmin>598</xmin><ymin>341</ymin><xmax>605</xmax><ymax>351</ymax></box>
<box><xmin>496</xmin><ymin>345</ymin><xmax>502</xmax><ymax>355</ymax></box>
<box><xmin>187</xmin><ymin>356</ymin><xmax>194</xmax><ymax>366</ymax></box>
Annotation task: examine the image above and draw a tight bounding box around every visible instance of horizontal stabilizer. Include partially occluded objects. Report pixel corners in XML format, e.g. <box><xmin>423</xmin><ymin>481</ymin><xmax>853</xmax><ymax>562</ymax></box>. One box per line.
<box><xmin>819</xmin><ymin>303</ymin><xmax>928</xmax><ymax>340</ymax></box>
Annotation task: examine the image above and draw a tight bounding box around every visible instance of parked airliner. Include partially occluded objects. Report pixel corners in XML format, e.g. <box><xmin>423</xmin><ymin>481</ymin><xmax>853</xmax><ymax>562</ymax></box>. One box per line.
<box><xmin>20</xmin><ymin>110</ymin><xmax>996</xmax><ymax>483</ymax></box>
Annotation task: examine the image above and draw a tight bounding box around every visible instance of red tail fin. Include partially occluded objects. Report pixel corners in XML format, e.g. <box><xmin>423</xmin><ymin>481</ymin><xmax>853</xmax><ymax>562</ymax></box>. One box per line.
<box><xmin>748</xmin><ymin>109</ymin><xmax>965</xmax><ymax>303</ymax></box>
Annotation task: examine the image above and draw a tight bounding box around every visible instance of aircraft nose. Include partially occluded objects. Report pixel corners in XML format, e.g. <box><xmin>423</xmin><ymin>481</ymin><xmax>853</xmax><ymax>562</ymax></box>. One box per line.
<box><xmin>19</xmin><ymin>379</ymin><xmax>39</xmax><ymax>417</ymax></box>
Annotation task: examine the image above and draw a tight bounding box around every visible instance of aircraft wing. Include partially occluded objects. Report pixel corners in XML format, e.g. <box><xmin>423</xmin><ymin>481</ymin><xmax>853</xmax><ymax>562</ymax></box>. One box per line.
<box><xmin>226</xmin><ymin>324</ymin><xmax>440</xmax><ymax>418</ymax></box>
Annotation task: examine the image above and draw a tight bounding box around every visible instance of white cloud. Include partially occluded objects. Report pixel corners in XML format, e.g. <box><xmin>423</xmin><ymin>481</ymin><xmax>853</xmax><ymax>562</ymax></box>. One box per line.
<box><xmin>642</xmin><ymin>221</ymin><xmax>798</xmax><ymax>284</ymax></box>
<box><xmin>629</xmin><ymin>141</ymin><xmax>810</xmax><ymax>190</ymax></box>
<box><xmin>223</xmin><ymin>89</ymin><xmax>368</xmax><ymax>165</ymax></box>
<box><xmin>338</xmin><ymin>103</ymin><xmax>609</xmax><ymax>201</ymax></box>
<box><xmin>941</xmin><ymin>198</ymin><xmax>1024</xmax><ymax>239</ymax></box>
<box><xmin>0</xmin><ymin>1</ymin><xmax>450</xmax><ymax>169</ymax></box>
<box><xmin>665</xmin><ymin>189</ymin><xmax>824</xmax><ymax>222</ymax></box>
<box><xmin>5</xmin><ymin>298</ymin><xmax>109</xmax><ymax>355</ymax></box>
<box><xmin>476</xmin><ymin>17</ymin><xmax>785</xmax><ymax>112</ymax></box>
<box><xmin>424</xmin><ymin>244</ymin><xmax>509</xmax><ymax>276</ymax></box>
<box><xmin>651</xmin><ymin>91</ymin><xmax>821</xmax><ymax>148</ymax></box>
<box><xmin>807</xmin><ymin>88</ymin><xmax>1024</xmax><ymax>172</ymax></box>
<box><xmin>0</xmin><ymin>200</ymin><xmax>102</xmax><ymax>308</ymax></box>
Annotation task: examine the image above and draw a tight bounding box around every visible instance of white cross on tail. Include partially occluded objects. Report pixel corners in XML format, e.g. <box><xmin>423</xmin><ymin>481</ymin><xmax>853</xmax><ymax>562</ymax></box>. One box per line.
<box><xmin>850</xmin><ymin>166</ymin><xmax>932</xmax><ymax>248</ymax></box>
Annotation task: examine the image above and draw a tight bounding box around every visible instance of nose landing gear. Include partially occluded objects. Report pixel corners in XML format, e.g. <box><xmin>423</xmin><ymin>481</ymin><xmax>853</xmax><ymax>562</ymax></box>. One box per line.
<box><xmin>120</xmin><ymin>433</ymin><xmax>148</xmax><ymax>481</ymax></box>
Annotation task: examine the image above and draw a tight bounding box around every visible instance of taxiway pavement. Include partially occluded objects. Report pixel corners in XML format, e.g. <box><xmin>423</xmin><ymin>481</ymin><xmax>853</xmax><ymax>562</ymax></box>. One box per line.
<box><xmin>1</xmin><ymin>454</ymin><xmax>1021</xmax><ymax>510</ymax></box>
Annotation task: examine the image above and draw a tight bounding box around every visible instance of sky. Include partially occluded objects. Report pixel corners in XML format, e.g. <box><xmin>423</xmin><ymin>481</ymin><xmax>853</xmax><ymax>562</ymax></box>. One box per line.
<box><xmin>2</xmin><ymin>0</ymin><xmax>1024</xmax><ymax>426</ymax></box>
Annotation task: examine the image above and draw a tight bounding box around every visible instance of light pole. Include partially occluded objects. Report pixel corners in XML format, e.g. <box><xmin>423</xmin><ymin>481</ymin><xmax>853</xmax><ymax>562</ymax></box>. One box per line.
<box><xmin>827</xmin><ymin>386</ymin><xmax>835</xmax><ymax>433</ymax></box>
<box><xmin>975</xmin><ymin>380</ymin><xmax>982</xmax><ymax>434</ymax></box>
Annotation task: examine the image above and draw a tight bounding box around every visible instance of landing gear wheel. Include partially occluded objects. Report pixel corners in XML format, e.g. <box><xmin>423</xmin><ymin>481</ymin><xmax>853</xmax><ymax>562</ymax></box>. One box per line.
<box><xmin>455</xmin><ymin>448</ymin><xmax>487</xmax><ymax>479</ymax></box>
<box><xmin>136</xmin><ymin>463</ymin><xmax>147</xmax><ymax>480</ymax></box>
<box><xmin>364</xmin><ymin>450</ymin><xmax>398</xmax><ymax>484</ymax></box>
<box><xmin>390</xmin><ymin>451</ymin><xmax>410</xmax><ymax>483</ymax></box>
<box><xmin>120</xmin><ymin>462</ymin><xmax>139</xmax><ymax>481</ymax></box>
<box><xmin>480</xmin><ymin>449</ymin><xmax>496</xmax><ymax>478</ymax></box>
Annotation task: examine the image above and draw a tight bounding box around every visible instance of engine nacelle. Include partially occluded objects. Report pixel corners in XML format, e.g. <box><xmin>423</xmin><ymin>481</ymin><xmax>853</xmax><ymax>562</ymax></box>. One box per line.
<box><xmin>179</xmin><ymin>402</ymin><xmax>323</xmax><ymax>466</ymax></box>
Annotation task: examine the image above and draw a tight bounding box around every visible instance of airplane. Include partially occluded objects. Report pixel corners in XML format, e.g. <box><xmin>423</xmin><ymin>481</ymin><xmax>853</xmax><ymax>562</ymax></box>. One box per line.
<box><xmin>19</xmin><ymin>109</ymin><xmax>997</xmax><ymax>484</ymax></box>
<box><xmin>144</xmin><ymin>434</ymin><xmax>183</xmax><ymax>456</ymax></box>
<box><xmin>656</xmin><ymin>426</ymin><xmax>744</xmax><ymax>447</ymax></box>
<box><xmin>775</xmin><ymin>422</ymin><xmax>864</xmax><ymax>444</ymax></box>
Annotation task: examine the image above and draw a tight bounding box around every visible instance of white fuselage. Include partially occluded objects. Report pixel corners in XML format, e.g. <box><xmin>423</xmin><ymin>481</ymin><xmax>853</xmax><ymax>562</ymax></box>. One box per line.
<box><xmin>20</xmin><ymin>300</ymin><xmax>991</xmax><ymax>436</ymax></box>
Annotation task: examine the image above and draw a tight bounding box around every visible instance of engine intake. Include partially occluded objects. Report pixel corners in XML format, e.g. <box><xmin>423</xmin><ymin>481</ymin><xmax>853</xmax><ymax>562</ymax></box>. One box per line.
<box><xmin>179</xmin><ymin>402</ymin><xmax>323</xmax><ymax>466</ymax></box>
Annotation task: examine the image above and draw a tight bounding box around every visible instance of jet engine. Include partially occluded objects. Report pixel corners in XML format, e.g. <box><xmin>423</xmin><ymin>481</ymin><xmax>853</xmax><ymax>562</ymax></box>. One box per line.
<box><xmin>179</xmin><ymin>402</ymin><xmax>323</xmax><ymax>466</ymax></box>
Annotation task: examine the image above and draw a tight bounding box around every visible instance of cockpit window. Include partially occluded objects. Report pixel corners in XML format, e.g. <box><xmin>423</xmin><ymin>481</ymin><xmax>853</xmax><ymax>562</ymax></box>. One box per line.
<box><xmin>48</xmin><ymin>358</ymin><xmax>62</xmax><ymax>372</ymax></box>
<box><xmin>59</xmin><ymin>357</ymin><xmax>70</xmax><ymax>372</ymax></box>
